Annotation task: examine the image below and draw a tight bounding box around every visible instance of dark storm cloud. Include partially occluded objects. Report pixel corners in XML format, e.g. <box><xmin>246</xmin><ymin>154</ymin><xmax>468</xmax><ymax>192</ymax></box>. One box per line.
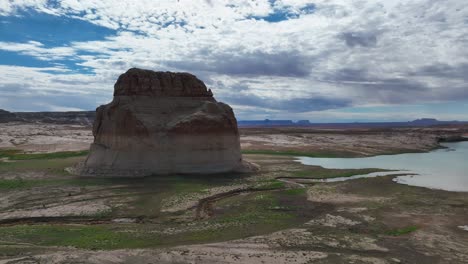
<box><xmin>408</xmin><ymin>63</ymin><xmax>468</xmax><ymax>101</ymax></box>
<box><xmin>330</xmin><ymin>68</ymin><xmax>371</xmax><ymax>82</ymax></box>
<box><xmin>165</xmin><ymin>50</ymin><xmax>311</xmax><ymax>77</ymax></box>
<box><xmin>340</xmin><ymin>31</ymin><xmax>378</xmax><ymax>48</ymax></box>
<box><xmin>411</xmin><ymin>63</ymin><xmax>468</xmax><ymax>80</ymax></box>
<box><xmin>320</xmin><ymin>61</ymin><xmax>468</xmax><ymax>105</ymax></box>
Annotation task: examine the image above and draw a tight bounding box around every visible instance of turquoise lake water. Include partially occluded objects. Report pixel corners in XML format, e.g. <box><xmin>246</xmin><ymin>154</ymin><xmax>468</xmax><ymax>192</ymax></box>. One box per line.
<box><xmin>297</xmin><ymin>141</ymin><xmax>468</xmax><ymax>192</ymax></box>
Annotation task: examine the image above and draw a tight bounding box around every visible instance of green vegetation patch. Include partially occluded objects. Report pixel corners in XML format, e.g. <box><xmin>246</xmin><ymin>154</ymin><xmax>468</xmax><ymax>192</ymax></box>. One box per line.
<box><xmin>0</xmin><ymin>157</ymin><xmax>319</xmax><ymax>250</ymax></box>
<box><xmin>0</xmin><ymin>179</ymin><xmax>40</xmax><ymax>189</ymax></box>
<box><xmin>0</xmin><ymin>178</ymin><xmax>79</xmax><ymax>190</ymax></box>
<box><xmin>0</xmin><ymin>246</ymin><xmax>45</xmax><ymax>258</ymax></box>
<box><xmin>0</xmin><ymin>175</ymin><xmax>315</xmax><ymax>250</ymax></box>
<box><xmin>284</xmin><ymin>188</ymin><xmax>307</xmax><ymax>196</ymax></box>
<box><xmin>213</xmin><ymin>192</ymin><xmax>295</xmax><ymax>227</ymax></box>
<box><xmin>0</xmin><ymin>149</ymin><xmax>89</xmax><ymax>160</ymax></box>
<box><xmin>0</xmin><ymin>158</ymin><xmax>77</xmax><ymax>175</ymax></box>
<box><xmin>0</xmin><ymin>225</ymin><xmax>157</xmax><ymax>250</ymax></box>
<box><xmin>257</xmin><ymin>179</ymin><xmax>286</xmax><ymax>189</ymax></box>
<box><xmin>385</xmin><ymin>226</ymin><xmax>419</xmax><ymax>236</ymax></box>
<box><xmin>0</xmin><ymin>199</ymin><xmax>298</xmax><ymax>250</ymax></box>
<box><xmin>0</xmin><ymin>178</ymin><xmax>118</xmax><ymax>190</ymax></box>
<box><xmin>291</xmin><ymin>168</ymin><xmax>387</xmax><ymax>179</ymax></box>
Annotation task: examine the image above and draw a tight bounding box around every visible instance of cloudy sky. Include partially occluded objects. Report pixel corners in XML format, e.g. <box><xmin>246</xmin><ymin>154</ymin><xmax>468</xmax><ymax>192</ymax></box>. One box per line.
<box><xmin>0</xmin><ymin>0</ymin><xmax>467</xmax><ymax>122</ymax></box>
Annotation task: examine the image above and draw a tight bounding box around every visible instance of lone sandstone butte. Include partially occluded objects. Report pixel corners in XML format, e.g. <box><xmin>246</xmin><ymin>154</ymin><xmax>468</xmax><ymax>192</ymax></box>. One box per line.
<box><xmin>76</xmin><ymin>68</ymin><xmax>254</xmax><ymax>177</ymax></box>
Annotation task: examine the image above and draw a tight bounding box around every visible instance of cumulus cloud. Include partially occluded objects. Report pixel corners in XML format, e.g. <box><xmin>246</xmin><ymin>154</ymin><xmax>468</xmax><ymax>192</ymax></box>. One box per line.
<box><xmin>0</xmin><ymin>40</ymin><xmax>76</xmax><ymax>60</ymax></box>
<box><xmin>0</xmin><ymin>0</ymin><xmax>467</xmax><ymax>119</ymax></box>
<box><xmin>164</xmin><ymin>50</ymin><xmax>311</xmax><ymax>77</ymax></box>
<box><xmin>340</xmin><ymin>32</ymin><xmax>378</xmax><ymax>48</ymax></box>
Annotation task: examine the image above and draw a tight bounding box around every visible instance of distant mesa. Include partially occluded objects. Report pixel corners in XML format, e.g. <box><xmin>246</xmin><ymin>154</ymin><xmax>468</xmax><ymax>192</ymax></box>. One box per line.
<box><xmin>296</xmin><ymin>120</ymin><xmax>311</xmax><ymax>125</ymax></box>
<box><xmin>409</xmin><ymin>118</ymin><xmax>442</xmax><ymax>125</ymax></box>
<box><xmin>0</xmin><ymin>109</ymin><xmax>94</xmax><ymax>125</ymax></box>
<box><xmin>237</xmin><ymin>118</ymin><xmax>468</xmax><ymax>128</ymax></box>
<box><xmin>76</xmin><ymin>68</ymin><xmax>254</xmax><ymax>177</ymax></box>
<box><xmin>0</xmin><ymin>109</ymin><xmax>16</xmax><ymax>123</ymax></box>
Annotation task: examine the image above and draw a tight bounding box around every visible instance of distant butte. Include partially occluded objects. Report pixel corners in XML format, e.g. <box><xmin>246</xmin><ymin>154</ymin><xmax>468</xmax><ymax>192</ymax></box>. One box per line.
<box><xmin>77</xmin><ymin>68</ymin><xmax>254</xmax><ymax>177</ymax></box>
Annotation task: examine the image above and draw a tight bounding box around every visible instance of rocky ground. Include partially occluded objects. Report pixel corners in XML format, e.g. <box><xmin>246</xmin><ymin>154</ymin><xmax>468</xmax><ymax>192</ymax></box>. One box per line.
<box><xmin>0</xmin><ymin>123</ymin><xmax>467</xmax><ymax>263</ymax></box>
<box><xmin>1</xmin><ymin>122</ymin><xmax>466</xmax><ymax>156</ymax></box>
<box><xmin>240</xmin><ymin>126</ymin><xmax>468</xmax><ymax>157</ymax></box>
<box><xmin>0</xmin><ymin>123</ymin><xmax>92</xmax><ymax>153</ymax></box>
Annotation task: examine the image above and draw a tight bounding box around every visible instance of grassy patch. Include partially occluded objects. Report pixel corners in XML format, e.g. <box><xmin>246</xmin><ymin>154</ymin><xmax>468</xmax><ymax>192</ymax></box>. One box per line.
<box><xmin>0</xmin><ymin>157</ymin><xmax>320</xmax><ymax>251</ymax></box>
<box><xmin>0</xmin><ymin>225</ymin><xmax>156</xmax><ymax>250</ymax></box>
<box><xmin>0</xmin><ymin>179</ymin><xmax>39</xmax><ymax>189</ymax></box>
<box><xmin>241</xmin><ymin>149</ymin><xmax>351</xmax><ymax>158</ymax></box>
<box><xmin>0</xmin><ymin>246</ymin><xmax>44</xmax><ymax>258</ymax></box>
<box><xmin>0</xmin><ymin>199</ymin><xmax>298</xmax><ymax>250</ymax></box>
<box><xmin>385</xmin><ymin>226</ymin><xmax>419</xmax><ymax>236</ymax></box>
<box><xmin>0</xmin><ymin>158</ymin><xmax>77</xmax><ymax>175</ymax></box>
<box><xmin>0</xmin><ymin>150</ymin><xmax>88</xmax><ymax>176</ymax></box>
<box><xmin>284</xmin><ymin>188</ymin><xmax>307</xmax><ymax>196</ymax></box>
<box><xmin>0</xmin><ymin>174</ymin><xmax>314</xmax><ymax>250</ymax></box>
<box><xmin>0</xmin><ymin>178</ymin><xmax>119</xmax><ymax>190</ymax></box>
<box><xmin>253</xmin><ymin>193</ymin><xmax>275</xmax><ymax>201</ymax></box>
<box><xmin>213</xmin><ymin>192</ymin><xmax>295</xmax><ymax>227</ymax></box>
<box><xmin>257</xmin><ymin>179</ymin><xmax>286</xmax><ymax>189</ymax></box>
<box><xmin>0</xmin><ymin>150</ymin><xmax>89</xmax><ymax>160</ymax></box>
<box><xmin>0</xmin><ymin>179</ymin><xmax>78</xmax><ymax>190</ymax></box>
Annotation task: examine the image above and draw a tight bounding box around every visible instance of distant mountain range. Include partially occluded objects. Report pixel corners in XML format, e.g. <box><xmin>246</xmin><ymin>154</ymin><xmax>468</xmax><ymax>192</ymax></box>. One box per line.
<box><xmin>0</xmin><ymin>109</ymin><xmax>466</xmax><ymax>128</ymax></box>
<box><xmin>238</xmin><ymin>118</ymin><xmax>468</xmax><ymax>128</ymax></box>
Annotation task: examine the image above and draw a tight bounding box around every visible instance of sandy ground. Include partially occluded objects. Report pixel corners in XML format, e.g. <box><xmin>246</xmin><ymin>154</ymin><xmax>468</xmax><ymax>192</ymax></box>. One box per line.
<box><xmin>1</xmin><ymin>122</ymin><xmax>466</xmax><ymax>156</ymax></box>
<box><xmin>0</xmin><ymin>186</ymin><xmax>113</xmax><ymax>221</ymax></box>
<box><xmin>3</xmin><ymin>174</ymin><xmax>466</xmax><ymax>264</ymax></box>
<box><xmin>0</xmin><ymin>241</ymin><xmax>329</xmax><ymax>264</ymax></box>
<box><xmin>240</xmin><ymin>127</ymin><xmax>467</xmax><ymax>156</ymax></box>
<box><xmin>0</xmin><ymin>123</ymin><xmax>92</xmax><ymax>153</ymax></box>
<box><xmin>160</xmin><ymin>184</ymin><xmax>248</xmax><ymax>213</ymax></box>
<box><xmin>0</xmin><ymin>123</ymin><xmax>467</xmax><ymax>263</ymax></box>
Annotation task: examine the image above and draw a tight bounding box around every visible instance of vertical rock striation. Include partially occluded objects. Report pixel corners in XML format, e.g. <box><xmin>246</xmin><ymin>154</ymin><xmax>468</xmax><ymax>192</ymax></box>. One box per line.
<box><xmin>78</xmin><ymin>68</ymin><xmax>251</xmax><ymax>177</ymax></box>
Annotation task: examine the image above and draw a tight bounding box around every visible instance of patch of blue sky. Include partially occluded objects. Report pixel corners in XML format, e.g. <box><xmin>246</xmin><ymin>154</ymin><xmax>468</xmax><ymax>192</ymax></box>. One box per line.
<box><xmin>262</xmin><ymin>9</ymin><xmax>298</xmax><ymax>22</ymax></box>
<box><xmin>0</xmin><ymin>10</ymin><xmax>116</xmax><ymax>74</ymax></box>
<box><xmin>300</xmin><ymin>4</ymin><xmax>316</xmax><ymax>14</ymax></box>
<box><xmin>249</xmin><ymin>3</ymin><xmax>316</xmax><ymax>23</ymax></box>
<box><xmin>45</xmin><ymin>0</ymin><xmax>61</xmax><ymax>9</ymax></box>
<box><xmin>0</xmin><ymin>50</ymin><xmax>50</xmax><ymax>68</ymax></box>
<box><xmin>0</xmin><ymin>9</ymin><xmax>117</xmax><ymax>46</ymax></box>
<box><xmin>0</xmin><ymin>50</ymin><xmax>95</xmax><ymax>74</ymax></box>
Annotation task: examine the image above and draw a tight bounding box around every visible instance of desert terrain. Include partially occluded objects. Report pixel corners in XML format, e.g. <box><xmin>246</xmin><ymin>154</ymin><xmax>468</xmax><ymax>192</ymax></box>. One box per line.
<box><xmin>0</xmin><ymin>122</ymin><xmax>467</xmax><ymax>263</ymax></box>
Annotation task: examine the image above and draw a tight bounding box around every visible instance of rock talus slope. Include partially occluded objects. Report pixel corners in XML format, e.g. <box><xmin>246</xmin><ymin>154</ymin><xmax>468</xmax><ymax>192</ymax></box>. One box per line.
<box><xmin>79</xmin><ymin>68</ymin><xmax>250</xmax><ymax>177</ymax></box>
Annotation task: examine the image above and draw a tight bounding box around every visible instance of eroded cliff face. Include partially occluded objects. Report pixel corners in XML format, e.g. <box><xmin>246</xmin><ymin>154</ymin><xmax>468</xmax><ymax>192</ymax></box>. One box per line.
<box><xmin>113</xmin><ymin>68</ymin><xmax>213</xmax><ymax>97</ymax></box>
<box><xmin>78</xmin><ymin>68</ymin><xmax>249</xmax><ymax>177</ymax></box>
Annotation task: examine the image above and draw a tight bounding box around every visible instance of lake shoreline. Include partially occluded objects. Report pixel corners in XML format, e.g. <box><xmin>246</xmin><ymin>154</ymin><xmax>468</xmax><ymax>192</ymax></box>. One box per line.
<box><xmin>297</xmin><ymin>141</ymin><xmax>468</xmax><ymax>192</ymax></box>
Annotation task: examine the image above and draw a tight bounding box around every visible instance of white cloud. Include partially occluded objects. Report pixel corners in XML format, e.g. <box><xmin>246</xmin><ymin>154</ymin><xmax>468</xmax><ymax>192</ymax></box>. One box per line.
<box><xmin>0</xmin><ymin>0</ymin><xmax>467</xmax><ymax>119</ymax></box>
<box><xmin>0</xmin><ymin>41</ymin><xmax>76</xmax><ymax>60</ymax></box>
